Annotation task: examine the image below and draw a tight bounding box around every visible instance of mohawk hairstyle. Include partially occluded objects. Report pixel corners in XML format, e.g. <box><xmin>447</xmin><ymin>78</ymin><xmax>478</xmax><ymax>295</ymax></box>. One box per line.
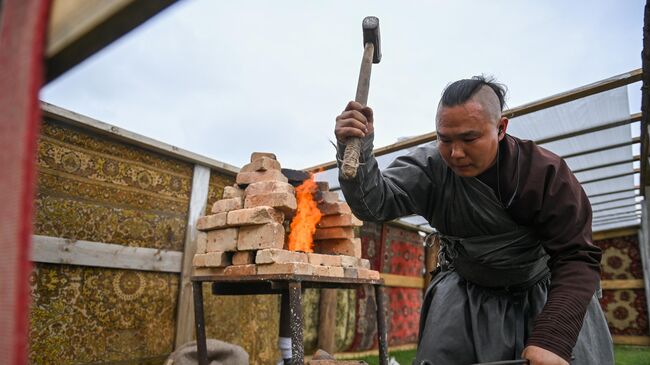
<box><xmin>440</xmin><ymin>75</ymin><xmax>507</xmax><ymax>111</ymax></box>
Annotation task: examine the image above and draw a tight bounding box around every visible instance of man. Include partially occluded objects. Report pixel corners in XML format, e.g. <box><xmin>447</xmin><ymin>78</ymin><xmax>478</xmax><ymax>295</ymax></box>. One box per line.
<box><xmin>334</xmin><ymin>76</ymin><xmax>613</xmax><ymax>365</ymax></box>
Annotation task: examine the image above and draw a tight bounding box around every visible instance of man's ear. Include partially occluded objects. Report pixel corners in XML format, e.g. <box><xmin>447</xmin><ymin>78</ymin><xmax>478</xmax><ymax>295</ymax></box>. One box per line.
<box><xmin>497</xmin><ymin>117</ymin><xmax>509</xmax><ymax>141</ymax></box>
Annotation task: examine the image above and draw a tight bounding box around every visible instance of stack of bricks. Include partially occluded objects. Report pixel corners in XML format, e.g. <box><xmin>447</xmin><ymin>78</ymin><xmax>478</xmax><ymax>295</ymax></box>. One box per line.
<box><xmin>192</xmin><ymin>152</ymin><xmax>380</xmax><ymax>281</ymax></box>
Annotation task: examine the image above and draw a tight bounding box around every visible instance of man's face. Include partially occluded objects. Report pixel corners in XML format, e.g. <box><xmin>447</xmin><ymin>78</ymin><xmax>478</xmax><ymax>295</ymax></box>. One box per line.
<box><xmin>436</xmin><ymin>100</ymin><xmax>500</xmax><ymax>177</ymax></box>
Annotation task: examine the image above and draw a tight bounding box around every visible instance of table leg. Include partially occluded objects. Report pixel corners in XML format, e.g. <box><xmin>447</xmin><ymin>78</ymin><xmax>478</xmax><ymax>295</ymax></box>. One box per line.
<box><xmin>193</xmin><ymin>281</ymin><xmax>208</xmax><ymax>365</ymax></box>
<box><xmin>288</xmin><ymin>281</ymin><xmax>303</xmax><ymax>365</ymax></box>
<box><xmin>375</xmin><ymin>284</ymin><xmax>389</xmax><ymax>365</ymax></box>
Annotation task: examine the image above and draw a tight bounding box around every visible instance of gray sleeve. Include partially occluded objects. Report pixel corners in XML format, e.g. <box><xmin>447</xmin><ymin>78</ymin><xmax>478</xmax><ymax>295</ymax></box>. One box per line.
<box><xmin>337</xmin><ymin>134</ymin><xmax>438</xmax><ymax>222</ymax></box>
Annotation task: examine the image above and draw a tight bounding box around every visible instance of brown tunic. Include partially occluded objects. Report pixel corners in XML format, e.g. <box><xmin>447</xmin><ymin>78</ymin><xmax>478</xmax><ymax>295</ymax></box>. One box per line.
<box><xmin>476</xmin><ymin>134</ymin><xmax>602</xmax><ymax>359</ymax></box>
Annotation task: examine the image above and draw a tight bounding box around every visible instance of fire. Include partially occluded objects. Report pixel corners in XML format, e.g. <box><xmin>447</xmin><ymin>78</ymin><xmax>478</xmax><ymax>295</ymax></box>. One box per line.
<box><xmin>288</xmin><ymin>175</ymin><xmax>322</xmax><ymax>252</ymax></box>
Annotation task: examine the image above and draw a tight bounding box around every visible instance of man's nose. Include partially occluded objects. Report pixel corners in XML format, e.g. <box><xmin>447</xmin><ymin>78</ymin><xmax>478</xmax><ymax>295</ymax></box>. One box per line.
<box><xmin>451</xmin><ymin>143</ymin><xmax>465</xmax><ymax>159</ymax></box>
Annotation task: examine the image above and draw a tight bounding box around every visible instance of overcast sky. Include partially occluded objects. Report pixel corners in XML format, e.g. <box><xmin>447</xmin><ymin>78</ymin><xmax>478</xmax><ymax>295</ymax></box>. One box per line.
<box><xmin>41</xmin><ymin>0</ymin><xmax>644</xmax><ymax>169</ymax></box>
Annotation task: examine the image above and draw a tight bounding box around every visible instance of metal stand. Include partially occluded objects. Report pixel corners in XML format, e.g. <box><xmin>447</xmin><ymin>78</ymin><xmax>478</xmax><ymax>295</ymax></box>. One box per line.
<box><xmin>191</xmin><ymin>273</ymin><xmax>387</xmax><ymax>365</ymax></box>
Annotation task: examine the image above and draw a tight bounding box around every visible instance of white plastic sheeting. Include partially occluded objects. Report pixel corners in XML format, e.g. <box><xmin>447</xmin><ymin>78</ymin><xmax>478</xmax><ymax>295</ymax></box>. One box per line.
<box><xmin>315</xmin><ymin>86</ymin><xmax>638</xmax><ymax>233</ymax></box>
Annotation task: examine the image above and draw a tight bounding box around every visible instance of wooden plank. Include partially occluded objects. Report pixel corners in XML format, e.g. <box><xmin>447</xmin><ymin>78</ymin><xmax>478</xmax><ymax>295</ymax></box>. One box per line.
<box><xmin>333</xmin><ymin>343</ymin><xmax>417</xmax><ymax>360</ymax></box>
<box><xmin>600</xmin><ymin>279</ymin><xmax>645</xmax><ymax>290</ymax></box>
<box><xmin>41</xmin><ymin>102</ymin><xmax>240</xmax><ymax>176</ymax></box>
<box><xmin>503</xmin><ymin>69</ymin><xmax>642</xmax><ymax>119</ymax></box>
<box><xmin>175</xmin><ymin>165</ymin><xmax>211</xmax><ymax>348</ymax></box>
<box><xmin>612</xmin><ymin>335</ymin><xmax>650</xmax><ymax>346</ymax></box>
<box><xmin>46</xmin><ymin>0</ymin><xmax>178</xmax><ymax>82</ymax></box>
<box><xmin>306</xmin><ymin>69</ymin><xmax>642</xmax><ymax>173</ymax></box>
<box><xmin>381</xmin><ymin>273</ymin><xmax>425</xmax><ymax>289</ymax></box>
<box><xmin>317</xmin><ymin>289</ymin><xmax>338</xmax><ymax>353</ymax></box>
<box><xmin>31</xmin><ymin>235</ymin><xmax>183</xmax><ymax>272</ymax></box>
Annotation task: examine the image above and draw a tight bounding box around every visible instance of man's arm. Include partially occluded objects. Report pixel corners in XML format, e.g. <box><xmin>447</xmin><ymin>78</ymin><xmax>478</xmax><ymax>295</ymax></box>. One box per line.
<box><xmin>336</xmin><ymin>135</ymin><xmax>435</xmax><ymax>222</ymax></box>
<box><xmin>526</xmin><ymin>158</ymin><xmax>602</xmax><ymax>362</ymax></box>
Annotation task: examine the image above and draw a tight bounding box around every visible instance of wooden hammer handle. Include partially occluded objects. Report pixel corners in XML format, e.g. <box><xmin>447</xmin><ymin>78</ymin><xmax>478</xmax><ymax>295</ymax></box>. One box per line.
<box><xmin>341</xmin><ymin>43</ymin><xmax>375</xmax><ymax>179</ymax></box>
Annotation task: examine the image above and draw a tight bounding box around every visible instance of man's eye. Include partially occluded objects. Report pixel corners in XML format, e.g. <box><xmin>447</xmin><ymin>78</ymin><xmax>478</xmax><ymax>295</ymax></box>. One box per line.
<box><xmin>464</xmin><ymin>137</ymin><xmax>477</xmax><ymax>142</ymax></box>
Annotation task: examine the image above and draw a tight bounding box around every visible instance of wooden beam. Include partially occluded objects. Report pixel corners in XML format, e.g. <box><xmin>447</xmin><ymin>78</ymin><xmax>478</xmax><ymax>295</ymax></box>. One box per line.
<box><xmin>41</xmin><ymin>102</ymin><xmax>240</xmax><ymax>176</ymax></box>
<box><xmin>640</xmin><ymin>0</ymin><xmax>650</xmax><ymax>193</ymax></box>
<box><xmin>31</xmin><ymin>235</ymin><xmax>183</xmax><ymax>272</ymax></box>
<box><xmin>380</xmin><ymin>273</ymin><xmax>425</xmax><ymax>289</ymax></box>
<box><xmin>600</xmin><ymin>279</ymin><xmax>645</xmax><ymax>290</ymax></box>
<box><xmin>175</xmin><ymin>165</ymin><xmax>211</xmax><ymax>348</ymax></box>
<box><xmin>612</xmin><ymin>335</ymin><xmax>650</xmax><ymax>346</ymax></box>
<box><xmin>46</xmin><ymin>0</ymin><xmax>178</xmax><ymax>82</ymax></box>
<box><xmin>593</xmin><ymin>227</ymin><xmax>639</xmax><ymax>241</ymax></box>
<box><xmin>317</xmin><ymin>289</ymin><xmax>338</xmax><ymax>353</ymax></box>
<box><xmin>333</xmin><ymin>343</ymin><xmax>417</xmax><ymax>360</ymax></box>
<box><xmin>503</xmin><ymin>69</ymin><xmax>642</xmax><ymax>119</ymax></box>
<box><xmin>306</xmin><ymin>69</ymin><xmax>642</xmax><ymax>172</ymax></box>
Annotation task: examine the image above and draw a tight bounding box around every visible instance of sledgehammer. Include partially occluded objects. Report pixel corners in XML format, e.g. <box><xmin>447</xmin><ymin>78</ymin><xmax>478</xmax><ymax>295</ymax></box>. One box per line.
<box><xmin>340</xmin><ymin>16</ymin><xmax>382</xmax><ymax>179</ymax></box>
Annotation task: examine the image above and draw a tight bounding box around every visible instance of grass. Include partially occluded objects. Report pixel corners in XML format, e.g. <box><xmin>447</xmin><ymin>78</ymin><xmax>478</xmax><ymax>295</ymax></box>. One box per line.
<box><xmin>354</xmin><ymin>346</ymin><xmax>650</xmax><ymax>364</ymax></box>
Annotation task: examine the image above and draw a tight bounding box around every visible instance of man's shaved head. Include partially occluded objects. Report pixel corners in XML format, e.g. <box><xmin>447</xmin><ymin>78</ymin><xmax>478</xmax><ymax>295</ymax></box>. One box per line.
<box><xmin>434</xmin><ymin>75</ymin><xmax>510</xmax><ymax>177</ymax></box>
<box><xmin>437</xmin><ymin>75</ymin><xmax>507</xmax><ymax>124</ymax></box>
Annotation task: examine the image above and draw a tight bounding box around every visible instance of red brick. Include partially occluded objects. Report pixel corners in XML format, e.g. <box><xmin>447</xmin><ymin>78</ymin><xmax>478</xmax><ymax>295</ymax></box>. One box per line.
<box><xmin>193</xmin><ymin>252</ymin><xmax>231</xmax><ymax>267</ymax></box>
<box><xmin>313</xmin><ymin>265</ymin><xmax>344</xmax><ymax>277</ymax></box>
<box><xmin>193</xmin><ymin>267</ymin><xmax>226</xmax><ymax>276</ymax></box>
<box><xmin>241</xmin><ymin>157</ymin><xmax>281</xmax><ymax>172</ymax></box>
<box><xmin>232</xmin><ymin>251</ymin><xmax>256</xmax><ymax>265</ymax></box>
<box><xmin>256</xmin><ymin>248</ymin><xmax>307</xmax><ymax>264</ymax></box>
<box><xmin>318</xmin><ymin>201</ymin><xmax>352</xmax><ymax>216</ymax></box>
<box><xmin>244</xmin><ymin>192</ymin><xmax>297</xmax><ymax>215</ymax></box>
<box><xmin>237</xmin><ymin>222</ymin><xmax>285</xmax><ymax>251</ymax></box>
<box><xmin>317</xmin><ymin>213</ymin><xmax>363</xmax><ymax>228</ymax></box>
<box><xmin>340</xmin><ymin>255</ymin><xmax>360</xmax><ymax>268</ymax></box>
<box><xmin>206</xmin><ymin>228</ymin><xmax>238</xmax><ymax>252</ymax></box>
<box><xmin>343</xmin><ymin>267</ymin><xmax>358</xmax><ymax>279</ymax></box>
<box><xmin>211</xmin><ymin>197</ymin><xmax>243</xmax><ymax>214</ymax></box>
<box><xmin>197</xmin><ymin>212</ymin><xmax>228</xmax><ymax>230</ymax></box>
<box><xmin>358</xmin><ymin>268</ymin><xmax>381</xmax><ymax>280</ymax></box>
<box><xmin>236</xmin><ymin>170</ymin><xmax>288</xmax><ymax>185</ymax></box>
<box><xmin>227</xmin><ymin>206</ymin><xmax>284</xmax><ymax>226</ymax></box>
<box><xmin>314</xmin><ymin>238</ymin><xmax>361</xmax><ymax>257</ymax></box>
<box><xmin>250</xmin><ymin>152</ymin><xmax>277</xmax><ymax>162</ymax></box>
<box><xmin>222</xmin><ymin>185</ymin><xmax>244</xmax><ymax>199</ymax></box>
<box><xmin>224</xmin><ymin>264</ymin><xmax>257</xmax><ymax>276</ymax></box>
<box><xmin>196</xmin><ymin>232</ymin><xmax>207</xmax><ymax>254</ymax></box>
<box><xmin>308</xmin><ymin>253</ymin><xmax>343</xmax><ymax>267</ymax></box>
<box><xmin>320</xmin><ymin>191</ymin><xmax>340</xmax><ymax>203</ymax></box>
<box><xmin>256</xmin><ymin>262</ymin><xmax>314</xmax><ymax>275</ymax></box>
<box><xmin>245</xmin><ymin>180</ymin><xmax>295</xmax><ymax>196</ymax></box>
<box><xmin>313</xmin><ymin>227</ymin><xmax>354</xmax><ymax>240</ymax></box>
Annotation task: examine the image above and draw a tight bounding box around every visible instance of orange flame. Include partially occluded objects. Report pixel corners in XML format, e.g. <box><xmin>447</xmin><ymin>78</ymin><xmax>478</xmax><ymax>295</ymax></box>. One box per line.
<box><xmin>288</xmin><ymin>175</ymin><xmax>322</xmax><ymax>252</ymax></box>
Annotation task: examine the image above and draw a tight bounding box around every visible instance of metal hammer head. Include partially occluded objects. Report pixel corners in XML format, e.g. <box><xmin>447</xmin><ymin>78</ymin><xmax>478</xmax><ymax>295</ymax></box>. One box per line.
<box><xmin>362</xmin><ymin>16</ymin><xmax>381</xmax><ymax>63</ymax></box>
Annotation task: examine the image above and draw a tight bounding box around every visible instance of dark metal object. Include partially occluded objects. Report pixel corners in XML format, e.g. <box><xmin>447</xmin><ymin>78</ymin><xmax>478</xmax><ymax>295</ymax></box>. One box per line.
<box><xmin>362</xmin><ymin>16</ymin><xmax>382</xmax><ymax>63</ymax></box>
<box><xmin>472</xmin><ymin>360</ymin><xmax>529</xmax><ymax>365</ymax></box>
<box><xmin>281</xmin><ymin>168</ymin><xmax>311</xmax><ymax>187</ymax></box>
<box><xmin>192</xmin><ymin>273</ymin><xmax>386</xmax><ymax>365</ymax></box>
<box><xmin>192</xmin><ymin>281</ymin><xmax>208</xmax><ymax>365</ymax></box>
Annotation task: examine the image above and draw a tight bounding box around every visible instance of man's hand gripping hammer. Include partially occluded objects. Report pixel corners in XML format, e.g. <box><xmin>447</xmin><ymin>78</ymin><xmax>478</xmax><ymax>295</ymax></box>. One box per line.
<box><xmin>340</xmin><ymin>16</ymin><xmax>382</xmax><ymax>179</ymax></box>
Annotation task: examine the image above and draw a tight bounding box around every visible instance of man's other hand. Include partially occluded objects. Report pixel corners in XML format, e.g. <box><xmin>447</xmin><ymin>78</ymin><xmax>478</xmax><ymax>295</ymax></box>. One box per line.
<box><xmin>521</xmin><ymin>345</ymin><xmax>569</xmax><ymax>365</ymax></box>
<box><xmin>335</xmin><ymin>101</ymin><xmax>374</xmax><ymax>144</ymax></box>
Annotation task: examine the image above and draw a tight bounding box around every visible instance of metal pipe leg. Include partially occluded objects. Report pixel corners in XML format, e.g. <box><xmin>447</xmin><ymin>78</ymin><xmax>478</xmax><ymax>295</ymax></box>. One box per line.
<box><xmin>375</xmin><ymin>284</ymin><xmax>389</xmax><ymax>365</ymax></box>
<box><xmin>288</xmin><ymin>281</ymin><xmax>304</xmax><ymax>365</ymax></box>
<box><xmin>193</xmin><ymin>281</ymin><xmax>208</xmax><ymax>365</ymax></box>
